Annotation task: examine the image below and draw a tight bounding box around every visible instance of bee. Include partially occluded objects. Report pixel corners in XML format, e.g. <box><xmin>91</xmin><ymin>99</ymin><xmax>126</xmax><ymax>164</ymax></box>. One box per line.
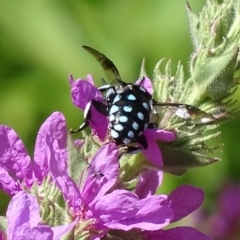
<box><xmin>70</xmin><ymin>46</ymin><xmax>216</xmax><ymax>153</ymax></box>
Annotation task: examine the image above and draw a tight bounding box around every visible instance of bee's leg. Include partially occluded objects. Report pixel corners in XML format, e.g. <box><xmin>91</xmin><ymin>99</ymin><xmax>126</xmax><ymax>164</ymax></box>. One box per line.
<box><xmin>126</xmin><ymin>134</ymin><xmax>148</xmax><ymax>154</ymax></box>
<box><xmin>69</xmin><ymin>100</ymin><xmax>107</xmax><ymax>134</ymax></box>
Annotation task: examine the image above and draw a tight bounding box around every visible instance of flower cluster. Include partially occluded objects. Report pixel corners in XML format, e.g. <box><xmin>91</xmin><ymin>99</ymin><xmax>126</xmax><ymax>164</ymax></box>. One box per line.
<box><xmin>0</xmin><ymin>75</ymin><xmax>211</xmax><ymax>239</ymax></box>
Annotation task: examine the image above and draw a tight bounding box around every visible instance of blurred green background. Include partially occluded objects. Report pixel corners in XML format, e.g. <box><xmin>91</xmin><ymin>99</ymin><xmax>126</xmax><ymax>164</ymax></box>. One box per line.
<box><xmin>0</xmin><ymin>0</ymin><xmax>240</xmax><ymax>229</ymax></box>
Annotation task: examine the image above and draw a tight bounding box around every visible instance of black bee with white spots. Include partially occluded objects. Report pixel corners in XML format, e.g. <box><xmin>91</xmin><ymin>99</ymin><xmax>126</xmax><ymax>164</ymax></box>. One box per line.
<box><xmin>70</xmin><ymin>46</ymin><xmax>216</xmax><ymax>154</ymax></box>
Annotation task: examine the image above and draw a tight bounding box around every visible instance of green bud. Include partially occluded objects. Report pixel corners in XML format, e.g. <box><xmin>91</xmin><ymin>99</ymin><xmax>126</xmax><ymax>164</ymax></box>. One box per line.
<box><xmin>138</xmin><ymin>0</ymin><xmax>240</xmax><ymax>175</ymax></box>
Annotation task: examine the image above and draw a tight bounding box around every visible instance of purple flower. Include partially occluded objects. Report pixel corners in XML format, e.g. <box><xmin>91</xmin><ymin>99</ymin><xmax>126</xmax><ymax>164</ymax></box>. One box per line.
<box><xmin>0</xmin><ymin>109</ymin><xmax>210</xmax><ymax>239</ymax></box>
<box><xmin>69</xmin><ymin>75</ymin><xmax>175</xmax><ymax>167</ymax></box>
<box><xmin>0</xmin><ymin>111</ymin><xmax>67</xmax><ymax>195</ymax></box>
<box><xmin>4</xmin><ymin>191</ymin><xmax>76</xmax><ymax>240</ymax></box>
<box><xmin>50</xmin><ymin>136</ymin><xmax>207</xmax><ymax>238</ymax></box>
<box><xmin>196</xmin><ymin>184</ymin><xmax>240</xmax><ymax>240</ymax></box>
<box><xmin>69</xmin><ymin>74</ymin><xmax>108</xmax><ymax>141</ymax></box>
<box><xmin>143</xmin><ymin>226</ymin><xmax>212</xmax><ymax>240</ymax></box>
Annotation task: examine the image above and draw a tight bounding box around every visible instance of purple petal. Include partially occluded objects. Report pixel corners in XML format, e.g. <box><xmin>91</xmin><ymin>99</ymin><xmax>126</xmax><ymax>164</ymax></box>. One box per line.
<box><xmin>144</xmin><ymin>128</ymin><xmax>175</xmax><ymax>142</ymax></box>
<box><xmin>144</xmin><ymin>227</ymin><xmax>212</xmax><ymax>240</ymax></box>
<box><xmin>86</xmin><ymin>74</ymin><xmax>95</xmax><ymax>85</ymax></box>
<box><xmin>82</xmin><ymin>144</ymin><xmax>119</xmax><ymax>204</ymax></box>
<box><xmin>90</xmin><ymin>190</ymin><xmax>139</xmax><ymax>222</ymax></box>
<box><xmin>69</xmin><ymin>76</ymin><xmax>108</xmax><ymax>141</ymax></box>
<box><xmin>49</xmin><ymin>139</ymin><xmax>81</xmax><ymax>212</ymax></box>
<box><xmin>52</xmin><ymin>218</ymin><xmax>79</xmax><ymax>240</ymax></box>
<box><xmin>33</xmin><ymin>112</ymin><xmax>67</xmax><ymax>182</ymax></box>
<box><xmin>81</xmin><ymin>173</ymin><xmax>107</xmax><ymax>205</ymax></box>
<box><xmin>6</xmin><ymin>191</ymin><xmax>41</xmax><ymax>239</ymax></box>
<box><xmin>92</xmin><ymin>190</ymin><xmax>173</xmax><ymax>231</ymax></box>
<box><xmin>220</xmin><ymin>184</ymin><xmax>240</xmax><ymax>221</ymax></box>
<box><xmin>135</xmin><ymin>77</ymin><xmax>153</xmax><ymax>95</ymax></box>
<box><xmin>0</xmin><ymin>167</ymin><xmax>21</xmax><ymax>195</ymax></box>
<box><xmin>143</xmin><ymin>137</ymin><xmax>163</xmax><ymax>167</ymax></box>
<box><xmin>88</xmin><ymin>143</ymin><xmax>119</xmax><ymax>181</ymax></box>
<box><xmin>0</xmin><ymin>232</ymin><xmax>6</xmax><ymax>240</ymax></box>
<box><xmin>69</xmin><ymin>76</ymin><xmax>103</xmax><ymax>109</ymax></box>
<box><xmin>0</xmin><ymin>125</ymin><xmax>32</xmax><ymax>182</ymax></box>
<box><xmin>168</xmin><ymin>185</ymin><xmax>204</xmax><ymax>222</ymax></box>
<box><xmin>135</xmin><ymin>170</ymin><xmax>163</xmax><ymax>198</ymax></box>
<box><xmin>24</xmin><ymin>226</ymin><xmax>53</xmax><ymax>240</ymax></box>
<box><xmin>5</xmin><ymin>192</ymin><xmax>69</xmax><ymax>240</ymax></box>
<box><xmin>143</xmin><ymin>129</ymin><xmax>175</xmax><ymax>167</ymax></box>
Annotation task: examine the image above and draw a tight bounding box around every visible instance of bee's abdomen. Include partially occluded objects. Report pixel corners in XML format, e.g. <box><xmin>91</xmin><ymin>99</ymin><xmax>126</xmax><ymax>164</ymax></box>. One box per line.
<box><xmin>108</xmin><ymin>92</ymin><xmax>151</xmax><ymax>145</ymax></box>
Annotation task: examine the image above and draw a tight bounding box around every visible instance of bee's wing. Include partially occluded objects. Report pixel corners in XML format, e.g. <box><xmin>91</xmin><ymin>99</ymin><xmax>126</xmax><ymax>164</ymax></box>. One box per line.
<box><xmin>83</xmin><ymin>45</ymin><xmax>124</xmax><ymax>85</ymax></box>
<box><xmin>153</xmin><ymin>102</ymin><xmax>216</xmax><ymax>124</ymax></box>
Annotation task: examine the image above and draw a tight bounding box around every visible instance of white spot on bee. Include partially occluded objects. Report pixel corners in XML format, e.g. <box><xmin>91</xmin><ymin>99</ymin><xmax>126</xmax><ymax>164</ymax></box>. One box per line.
<box><xmin>123</xmin><ymin>106</ymin><xmax>132</xmax><ymax>112</ymax></box>
<box><xmin>126</xmin><ymin>94</ymin><xmax>136</xmax><ymax>101</ymax></box>
<box><xmin>119</xmin><ymin>116</ymin><xmax>128</xmax><ymax>122</ymax></box>
<box><xmin>128</xmin><ymin>131</ymin><xmax>134</xmax><ymax>138</ymax></box>
<box><xmin>123</xmin><ymin>138</ymin><xmax>131</xmax><ymax>144</ymax></box>
<box><xmin>109</xmin><ymin>114</ymin><xmax>115</xmax><ymax>122</ymax></box>
<box><xmin>110</xmin><ymin>129</ymin><xmax>119</xmax><ymax>139</ymax></box>
<box><xmin>114</xmin><ymin>124</ymin><xmax>123</xmax><ymax>131</ymax></box>
<box><xmin>112</xmin><ymin>94</ymin><xmax>122</xmax><ymax>104</ymax></box>
<box><xmin>143</xmin><ymin>102</ymin><xmax>149</xmax><ymax>110</ymax></box>
<box><xmin>137</xmin><ymin>112</ymin><xmax>144</xmax><ymax>120</ymax></box>
<box><xmin>109</xmin><ymin>105</ymin><xmax>119</xmax><ymax>115</ymax></box>
<box><xmin>132</xmin><ymin>122</ymin><xmax>139</xmax><ymax>130</ymax></box>
<box><xmin>106</xmin><ymin>88</ymin><xmax>115</xmax><ymax>98</ymax></box>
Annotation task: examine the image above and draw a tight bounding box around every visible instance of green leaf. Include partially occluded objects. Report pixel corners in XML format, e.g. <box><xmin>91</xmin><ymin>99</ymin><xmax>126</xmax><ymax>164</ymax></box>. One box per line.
<box><xmin>189</xmin><ymin>46</ymin><xmax>239</xmax><ymax>102</ymax></box>
<box><xmin>207</xmin><ymin>47</ymin><xmax>239</xmax><ymax>99</ymax></box>
<box><xmin>160</xmin><ymin>143</ymin><xmax>220</xmax><ymax>176</ymax></box>
<box><xmin>67</xmin><ymin>134</ymin><xmax>88</xmax><ymax>186</ymax></box>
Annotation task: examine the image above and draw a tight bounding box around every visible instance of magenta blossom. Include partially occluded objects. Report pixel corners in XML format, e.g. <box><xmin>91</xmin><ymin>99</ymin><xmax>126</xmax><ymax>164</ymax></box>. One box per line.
<box><xmin>50</xmin><ymin>135</ymin><xmax>208</xmax><ymax>238</ymax></box>
<box><xmin>143</xmin><ymin>227</ymin><xmax>212</xmax><ymax>240</ymax></box>
<box><xmin>69</xmin><ymin>74</ymin><xmax>108</xmax><ymax>141</ymax></box>
<box><xmin>69</xmin><ymin>75</ymin><xmax>175</xmax><ymax>167</ymax></box>
<box><xmin>3</xmin><ymin>191</ymin><xmax>76</xmax><ymax>240</ymax></box>
<box><xmin>0</xmin><ymin>110</ymin><xmax>210</xmax><ymax>239</ymax></box>
<box><xmin>196</xmin><ymin>184</ymin><xmax>240</xmax><ymax>240</ymax></box>
<box><xmin>0</xmin><ymin>111</ymin><xmax>67</xmax><ymax>195</ymax></box>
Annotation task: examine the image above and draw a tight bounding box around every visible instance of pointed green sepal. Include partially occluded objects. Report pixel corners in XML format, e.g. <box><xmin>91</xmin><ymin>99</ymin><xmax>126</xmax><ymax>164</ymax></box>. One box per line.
<box><xmin>0</xmin><ymin>216</ymin><xmax>7</xmax><ymax>234</ymax></box>
<box><xmin>186</xmin><ymin>1</ymin><xmax>201</xmax><ymax>49</ymax></box>
<box><xmin>139</xmin><ymin>58</ymin><xmax>148</xmax><ymax>79</ymax></box>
